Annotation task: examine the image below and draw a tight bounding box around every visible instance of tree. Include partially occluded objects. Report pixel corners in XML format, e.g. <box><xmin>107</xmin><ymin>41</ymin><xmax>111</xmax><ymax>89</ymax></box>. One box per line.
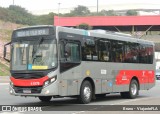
<box><xmin>106</xmin><ymin>10</ymin><xmax>117</xmax><ymax>16</ymax></box>
<box><xmin>126</xmin><ymin>10</ymin><xmax>138</xmax><ymax>16</ymax></box>
<box><xmin>8</xmin><ymin>5</ymin><xmax>35</xmax><ymax>25</ymax></box>
<box><xmin>70</xmin><ymin>5</ymin><xmax>90</xmax><ymax>16</ymax></box>
<box><xmin>34</xmin><ymin>12</ymin><xmax>56</xmax><ymax>25</ymax></box>
<box><xmin>90</xmin><ymin>10</ymin><xmax>117</xmax><ymax>16</ymax></box>
<box><xmin>77</xmin><ymin>23</ymin><xmax>92</xmax><ymax>30</ymax></box>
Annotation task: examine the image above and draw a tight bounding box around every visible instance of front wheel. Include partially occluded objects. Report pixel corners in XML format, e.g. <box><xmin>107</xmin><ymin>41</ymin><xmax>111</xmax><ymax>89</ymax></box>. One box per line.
<box><xmin>78</xmin><ymin>80</ymin><xmax>93</xmax><ymax>104</ymax></box>
<box><xmin>38</xmin><ymin>96</ymin><xmax>52</xmax><ymax>102</ymax></box>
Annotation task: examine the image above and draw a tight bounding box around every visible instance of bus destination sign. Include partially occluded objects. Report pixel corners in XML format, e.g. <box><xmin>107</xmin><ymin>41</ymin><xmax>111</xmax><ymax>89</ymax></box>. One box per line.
<box><xmin>16</xmin><ymin>28</ymin><xmax>49</xmax><ymax>37</ymax></box>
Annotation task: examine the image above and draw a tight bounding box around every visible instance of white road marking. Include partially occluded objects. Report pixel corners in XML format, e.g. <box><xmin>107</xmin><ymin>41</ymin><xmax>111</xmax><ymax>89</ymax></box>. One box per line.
<box><xmin>111</xmin><ymin>96</ymin><xmax>160</xmax><ymax>105</ymax></box>
<box><xmin>0</xmin><ymin>83</ymin><xmax>9</xmax><ymax>85</ymax></box>
<box><xmin>71</xmin><ymin>96</ymin><xmax>160</xmax><ymax>114</ymax></box>
<box><xmin>72</xmin><ymin>111</ymin><xmax>85</xmax><ymax>114</ymax></box>
<box><xmin>0</xmin><ymin>112</ymin><xmax>22</xmax><ymax>114</ymax></box>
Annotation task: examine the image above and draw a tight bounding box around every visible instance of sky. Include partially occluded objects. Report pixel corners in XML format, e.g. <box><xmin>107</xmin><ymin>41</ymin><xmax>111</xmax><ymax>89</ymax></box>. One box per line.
<box><xmin>0</xmin><ymin>0</ymin><xmax>160</xmax><ymax>12</ymax></box>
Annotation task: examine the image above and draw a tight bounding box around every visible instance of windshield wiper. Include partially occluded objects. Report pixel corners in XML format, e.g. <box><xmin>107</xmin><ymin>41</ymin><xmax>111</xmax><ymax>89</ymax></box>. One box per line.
<box><xmin>32</xmin><ymin>37</ymin><xmax>44</xmax><ymax>63</ymax></box>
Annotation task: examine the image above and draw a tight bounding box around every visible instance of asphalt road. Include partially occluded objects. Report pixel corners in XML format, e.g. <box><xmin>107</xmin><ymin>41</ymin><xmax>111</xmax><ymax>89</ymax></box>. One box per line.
<box><xmin>0</xmin><ymin>80</ymin><xmax>160</xmax><ymax>114</ymax></box>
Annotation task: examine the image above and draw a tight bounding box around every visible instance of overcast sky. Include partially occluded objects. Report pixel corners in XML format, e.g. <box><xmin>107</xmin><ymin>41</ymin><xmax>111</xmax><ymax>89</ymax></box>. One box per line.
<box><xmin>0</xmin><ymin>0</ymin><xmax>160</xmax><ymax>11</ymax></box>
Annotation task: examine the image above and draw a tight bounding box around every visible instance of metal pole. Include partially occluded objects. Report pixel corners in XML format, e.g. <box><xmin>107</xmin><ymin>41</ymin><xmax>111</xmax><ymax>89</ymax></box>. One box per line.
<box><xmin>13</xmin><ymin>0</ymin><xmax>14</xmax><ymax>5</ymax></box>
<box><xmin>58</xmin><ymin>3</ymin><xmax>61</xmax><ymax>26</ymax></box>
<box><xmin>97</xmin><ymin>0</ymin><xmax>98</xmax><ymax>13</ymax></box>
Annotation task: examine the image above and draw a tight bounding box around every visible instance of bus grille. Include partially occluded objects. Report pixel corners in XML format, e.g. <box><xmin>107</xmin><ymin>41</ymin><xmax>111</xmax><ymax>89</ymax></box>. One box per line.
<box><xmin>11</xmin><ymin>73</ymin><xmax>44</xmax><ymax>79</ymax></box>
<box><xmin>13</xmin><ymin>86</ymin><xmax>42</xmax><ymax>94</ymax></box>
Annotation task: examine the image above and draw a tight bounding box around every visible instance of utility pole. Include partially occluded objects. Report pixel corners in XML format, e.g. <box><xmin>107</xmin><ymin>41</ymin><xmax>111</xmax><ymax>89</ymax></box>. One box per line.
<box><xmin>58</xmin><ymin>3</ymin><xmax>61</xmax><ymax>26</ymax></box>
<box><xmin>13</xmin><ymin>0</ymin><xmax>14</xmax><ymax>5</ymax></box>
<box><xmin>97</xmin><ymin>0</ymin><xmax>99</xmax><ymax>13</ymax></box>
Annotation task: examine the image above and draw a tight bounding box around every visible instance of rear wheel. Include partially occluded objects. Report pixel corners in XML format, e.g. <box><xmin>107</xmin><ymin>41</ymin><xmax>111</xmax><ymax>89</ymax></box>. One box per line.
<box><xmin>38</xmin><ymin>96</ymin><xmax>52</xmax><ymax>102</ymax></box>
<box><xmin>121</xmin><ymin>79</ymin><xmax>139</xmax><ymax>99</ymax></box>
<box><xmin>78</xmin><ymin>80</ymin><xmax>93</xmax><ymax>104</ymax></box>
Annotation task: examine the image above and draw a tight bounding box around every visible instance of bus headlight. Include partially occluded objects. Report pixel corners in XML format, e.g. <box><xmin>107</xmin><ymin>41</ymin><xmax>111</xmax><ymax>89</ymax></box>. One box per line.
<box><xmin>10</xmin><ymin>81</ymin><xmax>14</xmax><ymax>87</ymax></box>
<box><xmin>43</xmin><ymin>76</ymin><xmax>57</xmax><ymax>88</ymax></box>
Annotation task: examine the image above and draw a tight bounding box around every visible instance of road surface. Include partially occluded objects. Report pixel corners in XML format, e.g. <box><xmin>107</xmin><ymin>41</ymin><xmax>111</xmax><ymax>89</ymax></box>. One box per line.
<box><xmin>0</xmin><ymin>80</ymin><xmax>160</xmax><ymax>114</ymax></box>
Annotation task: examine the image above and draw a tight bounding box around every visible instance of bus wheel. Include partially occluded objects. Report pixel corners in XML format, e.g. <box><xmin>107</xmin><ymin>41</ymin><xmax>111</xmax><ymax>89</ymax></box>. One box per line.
<box><xmin>38</xmin><ymin>96</ymin><xmax>52</xmax><ymax>102</ymax></box>
<box><xmin>122</xmin><ymin>79</ymin><xmax>139</xmax><ymax>99</ymax></box>
<box><xmin>78</xmin><ymin>80</ymin><xmax>93</xmax><ymax>104</ymax></box>
<box><xmin>129</xmin><ymin>79</ymin><xmax>139</xmax><ymax>98</ymax></box>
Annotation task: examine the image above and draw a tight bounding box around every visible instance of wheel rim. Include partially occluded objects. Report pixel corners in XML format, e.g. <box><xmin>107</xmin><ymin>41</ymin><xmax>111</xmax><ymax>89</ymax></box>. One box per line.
<box><xmin>131</xmin><ymin>83</ymin><xmax>137</xmax><ymax>95</ymax></box>
<box><xmin>84</xmin><ymin>86</ymin><xmax>91</xmax><ymax>100</ymax></box>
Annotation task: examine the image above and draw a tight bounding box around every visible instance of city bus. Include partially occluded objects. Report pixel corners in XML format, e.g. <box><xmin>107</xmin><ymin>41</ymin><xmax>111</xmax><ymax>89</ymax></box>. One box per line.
<box><xmin>4</xmin><ymin>25</ymin><xmax>155</xmax><ymax>104</ymax></box>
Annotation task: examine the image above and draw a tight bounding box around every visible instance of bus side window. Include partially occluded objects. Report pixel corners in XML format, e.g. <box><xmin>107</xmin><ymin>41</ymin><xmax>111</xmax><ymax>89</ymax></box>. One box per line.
<box><xmin>82</xmin><ymin>37</ymin><xmax>98</xmax><ymax>61</ymax></box>
<box><xmin>124</xmin><ymin>42</ymin><xmax>139</xmax><ymax>63</ymax></box>
<box><xmin>139</xmin><ymin>44</ymin><xmax>153</xmax><ymax>64</ymax></box>
<box><xmin>98</xmin><ymin>39</ymin><xmax>110</xmax><ymax>62</ymax></box>
<box><xmin>60</xmin><ymin>41</ymin><xmax>80</xmax><ymax>72</ymax></box>
<box><xmin>111</xmin><ymin>41</ymin><xmax>124</xmax><ymax>62</ymax></box>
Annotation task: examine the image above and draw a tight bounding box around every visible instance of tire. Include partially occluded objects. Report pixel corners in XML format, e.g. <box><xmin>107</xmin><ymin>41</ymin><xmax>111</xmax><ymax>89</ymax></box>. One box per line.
<box><xmin>128</xmin><ymin>79</ymin><xmax>139</xmax><ymax>99</ymax></box>
<box><xmin>38</xmin><ymin>96</ymin><xmax>52</xmax><ymax>102</ymax></box>
<box><xmin>121</xmin><ymin>79</ymin><xmax>139</xmax><ymax>99</ymax></box>
<box><xmin>78</xmin><ymin>80</ymin><xmax>93</xmax><ymax>104</ymax></box>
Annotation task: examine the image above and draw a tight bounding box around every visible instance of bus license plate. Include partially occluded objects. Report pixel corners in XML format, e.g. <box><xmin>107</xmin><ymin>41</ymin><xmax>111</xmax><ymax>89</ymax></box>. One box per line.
<box><xmin>23</xmin><ymin>89</ymin><xmax>31</xmax><ymax>94</ymax></box>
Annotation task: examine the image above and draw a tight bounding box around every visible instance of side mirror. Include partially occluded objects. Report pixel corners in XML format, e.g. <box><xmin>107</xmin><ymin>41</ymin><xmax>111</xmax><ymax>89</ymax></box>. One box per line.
<box><xmin>64</xmin><ymin>51</ymin><xmax>69</xmax><ymax>58</ymax></box>
<box><xmin>4</xmin><ymin>47</ymin><xmax>6</xmax><ymax>58</ymax></box>
<box><xmin>3</xmin><ymin>42</ymin><xmax>11</xmax><ymax>62</ymax></box>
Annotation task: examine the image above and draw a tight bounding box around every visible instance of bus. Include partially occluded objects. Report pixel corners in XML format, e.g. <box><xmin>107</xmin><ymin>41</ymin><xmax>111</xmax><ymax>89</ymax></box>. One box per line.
<box><xmin>4</xmin><ymin>25</ymin><xmax>155</xmax><ymax>104</ymax></box>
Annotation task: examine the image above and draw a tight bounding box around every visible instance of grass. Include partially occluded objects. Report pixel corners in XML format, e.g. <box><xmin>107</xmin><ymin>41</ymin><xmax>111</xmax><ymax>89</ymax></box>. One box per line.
<box><xmin>0</xmin><ymin>29</ymin><xmax>12</xmax><ymax>42</ymax></box>
<box><xmin>0</xmin><ymin>62</ymin><xmax>10</xmax><ymax>76</ymax></box>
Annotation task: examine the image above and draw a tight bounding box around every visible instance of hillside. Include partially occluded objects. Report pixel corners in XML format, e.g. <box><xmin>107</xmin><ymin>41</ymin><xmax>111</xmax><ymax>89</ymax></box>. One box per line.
<box><xmin>0</xmin><ymin>20</ymin><xmax>26</xmax><ymax>76</ymax></box>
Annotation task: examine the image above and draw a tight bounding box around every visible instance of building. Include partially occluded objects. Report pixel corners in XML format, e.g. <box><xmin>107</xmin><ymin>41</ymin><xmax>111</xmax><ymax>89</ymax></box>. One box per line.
<box><xmin>54</xmin><ymin>15</ymin><xmax>160</xmax><ymax>51</ymax></box>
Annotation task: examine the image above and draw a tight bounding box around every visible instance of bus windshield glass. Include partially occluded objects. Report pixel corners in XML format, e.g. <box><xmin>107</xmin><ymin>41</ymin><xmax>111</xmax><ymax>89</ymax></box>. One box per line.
<box><xmin>11</xmin><ymin>38</ymin><xmax>57</xmax><ymax>71</ymax></box>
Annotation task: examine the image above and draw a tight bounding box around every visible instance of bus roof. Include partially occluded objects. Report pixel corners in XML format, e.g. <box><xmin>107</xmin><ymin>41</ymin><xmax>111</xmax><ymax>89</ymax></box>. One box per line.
<box><xmin>15</xmin><ymin>25</ymin><xmax>54</xmax><ymax>31</ymax></box>
<box><xmin>57</xmin><ymin>26</ymin><xmax>154</xmax><ymax>45</ymax></box>
<box><xmin>13</xmin><ymin>25</ymin><xmax>154</xmax><ymax>45</ymax></box>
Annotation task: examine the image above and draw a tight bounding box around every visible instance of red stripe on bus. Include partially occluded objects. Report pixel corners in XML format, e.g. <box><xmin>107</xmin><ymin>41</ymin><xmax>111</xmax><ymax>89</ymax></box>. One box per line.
<box><xmin>10</xmin><ymin>76</ymin><xmax>49</xmax><ymax>87</ymax></box>
<box><xmin>115</xmin><ymin>70</ymin><xmax>155</xmax><ymax>85</ymax></box>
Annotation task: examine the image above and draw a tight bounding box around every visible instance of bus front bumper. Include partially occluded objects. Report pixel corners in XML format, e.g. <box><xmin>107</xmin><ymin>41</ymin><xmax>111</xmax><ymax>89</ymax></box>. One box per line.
<box><xmin>9</xmin><ymin>82</ymin><xmax>59</xmax><ymax>97</ymax></box>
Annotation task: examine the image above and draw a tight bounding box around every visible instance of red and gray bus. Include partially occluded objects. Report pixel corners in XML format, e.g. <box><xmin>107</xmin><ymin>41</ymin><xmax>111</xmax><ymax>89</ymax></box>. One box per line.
<box><xmin>4</xmin><ymin>25</ymin><xmax>155</xmax><ymax>104</ymax></box>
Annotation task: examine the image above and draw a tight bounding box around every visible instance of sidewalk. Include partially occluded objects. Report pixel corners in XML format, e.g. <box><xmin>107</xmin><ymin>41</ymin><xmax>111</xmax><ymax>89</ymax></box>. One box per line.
<box><xmin>0</xmin><ymin>76</ymin><xmax>10</xmax><ymax>83</ymax></box>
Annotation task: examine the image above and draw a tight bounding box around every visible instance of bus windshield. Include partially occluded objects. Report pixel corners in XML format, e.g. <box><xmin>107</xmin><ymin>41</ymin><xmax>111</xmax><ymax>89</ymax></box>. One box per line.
<box><xmin>11</xmin><ymin>38</ymin><xmax>57</xmax><ymax>71</ymax></box>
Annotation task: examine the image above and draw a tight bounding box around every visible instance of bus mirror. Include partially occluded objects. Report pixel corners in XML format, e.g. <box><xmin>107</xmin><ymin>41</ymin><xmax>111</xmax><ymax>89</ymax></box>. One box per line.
<box><xmin>64</xmin><ymin>51</ymin><xmax>69</xmax><ymax>58</ymax></box>
<box><xmin>4</xmin><ymin>47</ymin><xmax>6</xmax><ymax>58</ymax></box>
<box><xmin>3</xmin><ymin>42</ymin><xmax>11</xmax><ymax>62</ymax></box>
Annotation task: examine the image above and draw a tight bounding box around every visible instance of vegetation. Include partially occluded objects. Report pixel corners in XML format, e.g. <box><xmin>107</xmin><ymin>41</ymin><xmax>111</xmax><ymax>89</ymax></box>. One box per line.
<box><xmin>77</xmin><ymin>23</ymin><xmax>92</xmax><ymax>30</ymax></box>
<box><xmin>0</xmin><ymin>5</ymin><xmax>138</xmax><ymax>26</ymax></box>
<box><xmin>126</xmin><ymin>10</ymin><xmax>138</xmax><ymax>16</ymax></box>
<box><xmin>0</xmin><ymin>62</ymin><xmax>10</xmax><ymax>76</ymax></box>
<box><xmin>0</xmin><ymin>5</ymin><xmax>55</xmax><ymax>25</ymax></box>
<box><xmin>70</xmin><ymin>5</ymin><xmax>91</xmax><ymax>16</ymax></box>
